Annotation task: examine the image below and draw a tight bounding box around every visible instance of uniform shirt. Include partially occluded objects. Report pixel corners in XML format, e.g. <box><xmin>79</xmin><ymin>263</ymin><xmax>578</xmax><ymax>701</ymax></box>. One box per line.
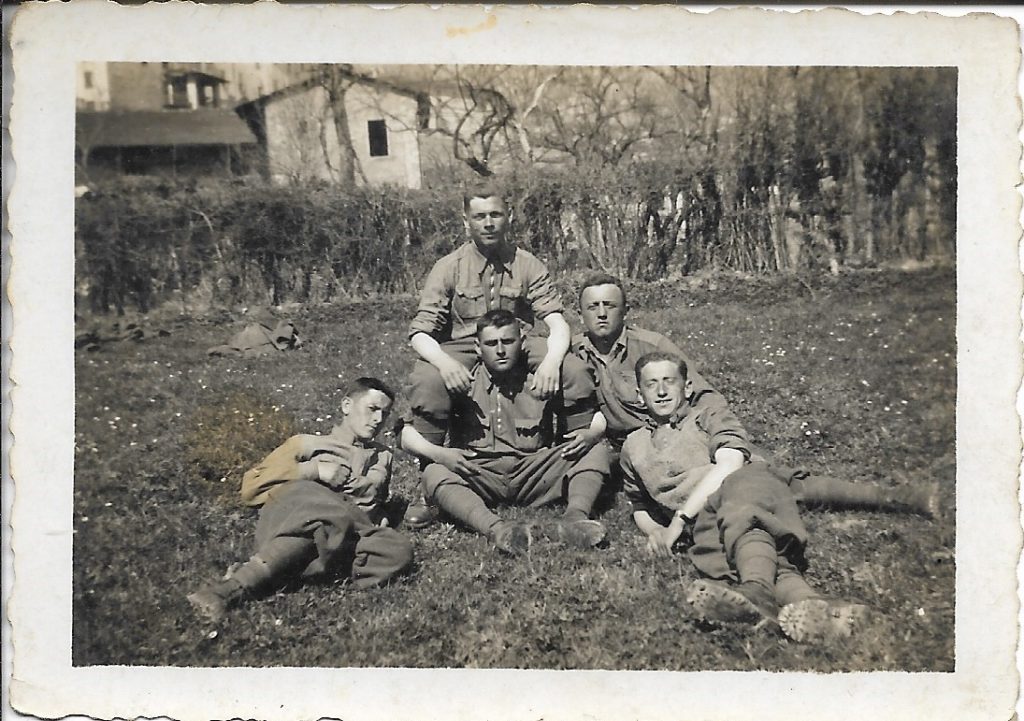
<box><xmin>619</xmin><ymin>404</ymin><xmax>751</xmax><ymax>516</ymax></box>
<box><xmin>444</xmin><ymin>358</ymin><xmax>598</xmax><ymax>457</ymax></box>
<box><xmin>240</xmin><ymin>424</ymin><xmax>392</xmax><ymax>518</ymax></box>
<box><xmin>571</xmin><ymin>325</ymin><xmax>730</xmax><ymax>443</ymax></box>
<box><xmin>409</xmin><ymin>241</ymin><xmax>564</xmax><ymax>342</ymax></box>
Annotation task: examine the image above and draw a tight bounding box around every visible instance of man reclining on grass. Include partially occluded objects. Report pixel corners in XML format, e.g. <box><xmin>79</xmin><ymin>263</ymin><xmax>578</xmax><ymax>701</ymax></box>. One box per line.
<box><xmin>573</xmin><ymin>272</ymin><xmax>936</xmax><ymax>517</ymax></box>
<box><xmin>400</xmin><ymin>309</ymin><xmax>610</xmax><ymax>556</ymax></box>
<box><xmin>187</xmin><ymin>377</ymin><xmax>413</xmax><ymax>622</ymax></box>
<box><xmin>621</xmin><ymin>352</ymin><xmax>873</xmax><ymax>644</ymax></box>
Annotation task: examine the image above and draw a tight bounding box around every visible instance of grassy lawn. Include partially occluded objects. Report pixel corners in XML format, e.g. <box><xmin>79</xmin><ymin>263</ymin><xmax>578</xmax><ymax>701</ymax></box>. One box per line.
<box><xmin>72</xmin><ymin>267</ymin><xmax>955</xmax><ymax>671</ymax></box>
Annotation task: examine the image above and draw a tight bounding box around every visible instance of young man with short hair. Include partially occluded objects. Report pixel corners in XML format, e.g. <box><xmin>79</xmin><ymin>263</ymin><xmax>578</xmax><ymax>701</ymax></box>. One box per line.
<box><xmin>401</xmin><ymin>309</ymin><xmax>610</xmax><ymax>555</ymax></box>
<box><xmin>573</xmin><ymin>272</ymin><xmax>936</xmax><ymax>516</ymax></box>
<box><xmin>187</xmin><ymin>377</ymin><xmax>413</xmax><ymax>622</ymax></box>
<box><xmin>404</xmin><ymin>182</ymin><xmax>585</xmax><ymax>527</ymax></box>
<box><xmin>622</xmin><ymin>352</ymin><xmax>871</xmax><ymax>644</ymax></box>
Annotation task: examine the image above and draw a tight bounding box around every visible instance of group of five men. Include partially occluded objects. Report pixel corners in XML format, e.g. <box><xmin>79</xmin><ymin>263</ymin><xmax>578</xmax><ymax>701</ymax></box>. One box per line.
<box><xmin>189</xmin><ymin>182</ymin><xmax>935</xmax><ymax>644</ymax></box>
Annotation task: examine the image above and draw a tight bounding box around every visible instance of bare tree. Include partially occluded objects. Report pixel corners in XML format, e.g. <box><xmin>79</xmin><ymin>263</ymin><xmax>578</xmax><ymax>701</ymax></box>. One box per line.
<box><xmin>531</xmin><ymin>67</ymin><xmax>675</xmax><ymax>168</ymax></box>
<box><xmin>351</xmin><ymin>65</ymin><xmax>564</xmax><ymax>177</ymax></box>
<box><xmin>646</xmin><ymin>66</ymin><xmax>717</xmax><ymax>159</ymax></box>
<box><xmin>316</xmin><ymin>64</ymin><xmax>361</xmax><ymax>186</ymax></box>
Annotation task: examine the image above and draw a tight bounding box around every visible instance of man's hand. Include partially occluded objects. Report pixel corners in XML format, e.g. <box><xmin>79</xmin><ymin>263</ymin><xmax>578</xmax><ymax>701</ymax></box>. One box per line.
<box><xmin>321</xmin><ymin>460</ymin><xmax>352</xmax><ymax>489</ymax></box>
<box><xmin>561</xmin><ymin>428</ymin><xmax>601</xmax><ymax>460</ymax></box>
<box><xmin>645</xmin><ymin>524</ymin><xmax>684</xmax><ymax>557</ymax></box>
<box><xmin>431</xmin><ymin>447</ymin><xmax>483</xmax><ymax>477</ymax></box>
<box><xmin>530</xmin><ymin>357</ymin><xmax>562</xmax><ymax>399</ymax></box>
<box><xmin>435</xmin><ymin>354</ymin><xmax>473</xmax><ymax>395</ymax></box>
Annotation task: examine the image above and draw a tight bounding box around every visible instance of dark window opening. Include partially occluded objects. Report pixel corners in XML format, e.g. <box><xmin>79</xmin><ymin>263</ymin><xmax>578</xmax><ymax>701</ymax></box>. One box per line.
<box><xmin>83</xmin><ymin>71</ymin><xmax>93</xmax><ymax>89</ymax></box>
<box><xmin>368</xmin><ymin>119</ymin><xmax>389</xmax><ymax>157</ymax></box>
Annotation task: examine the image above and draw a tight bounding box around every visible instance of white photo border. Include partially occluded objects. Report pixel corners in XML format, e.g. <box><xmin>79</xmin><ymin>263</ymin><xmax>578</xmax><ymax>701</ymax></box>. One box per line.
<box><xmin>7</xmin><ymin>4</ymin><xmax>1022</xmax><ymax>720</ymax></box>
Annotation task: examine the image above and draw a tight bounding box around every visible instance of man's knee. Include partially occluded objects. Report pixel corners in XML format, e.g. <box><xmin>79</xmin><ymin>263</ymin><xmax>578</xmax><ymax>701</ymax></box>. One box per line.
<box><xmin>408</xmin><ymin>361</ymin><xmax>451</xmax><ymax>413</ymax></box>
<box><xmin>422</xmin><ymin>463</ymin><xmax>468</xmax><ymax>503</ymax></box>
<box><xmin>350</xmin><ymin>527</ymin><xmax>414</xmax><ymax>589</ymax></box>
<box><xmin>568</xmin><ymin>441</ymin><xmax>612</xmax><ymax>478</ymax></box>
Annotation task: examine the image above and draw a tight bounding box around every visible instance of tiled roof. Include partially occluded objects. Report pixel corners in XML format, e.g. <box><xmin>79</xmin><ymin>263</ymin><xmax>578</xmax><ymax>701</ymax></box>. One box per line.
<box><xmin>76</xmin><ymin>109</ymin><xmax>257</xmax><ymax>148</ymax></box>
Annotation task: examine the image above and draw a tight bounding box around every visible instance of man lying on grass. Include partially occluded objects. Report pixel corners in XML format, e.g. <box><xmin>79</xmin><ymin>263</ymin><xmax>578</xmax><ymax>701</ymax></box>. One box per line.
<box><xmin>622</xmin><ymin>352</ymin><xmax>872</xmax><ymax>644</ymax></box>
<box><xmin>574</xmin><ymin>272</ymin><xmax>936</xmax><ymax>517</ymax></box>
<box><xmin>187</xmin><ymin>377</ymin><xmax>413</xmax><ymax>623</ymax></box>
<box><xmin>401</xmin><ymin>309</ymin><xmax>610</xmax><ymax>555</ymax></box>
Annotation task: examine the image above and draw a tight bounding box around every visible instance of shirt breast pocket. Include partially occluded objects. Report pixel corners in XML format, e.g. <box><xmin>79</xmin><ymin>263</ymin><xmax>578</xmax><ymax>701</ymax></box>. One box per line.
<box><xmin>497</xmin><ymin>283</ymin><xmax>527</xmax><ymax>317</ymax></box>
<box><xmin>453</xmin><ymin>285</ymin><xmax>487</xmax><ymax>321</ymax></box>
<box><xmin>612</xmin><ymin>369</ymin><xmax>644</xmax><ymax>410</ymax></box>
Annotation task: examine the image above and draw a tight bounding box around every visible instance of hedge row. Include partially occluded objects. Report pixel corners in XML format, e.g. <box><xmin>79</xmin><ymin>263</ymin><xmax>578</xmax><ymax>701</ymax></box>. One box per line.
<box><xmin>75</xmin><ymin>171</ymin><xmax>953</xmax><ymax>315</ymax></box>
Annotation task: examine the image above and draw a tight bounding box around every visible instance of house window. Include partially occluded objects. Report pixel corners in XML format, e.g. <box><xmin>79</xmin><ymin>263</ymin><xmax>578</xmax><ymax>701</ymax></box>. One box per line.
<box><xmin>83</xmin><ymin>71</ymin><xmax>93</xmax><ymax>89</ymax></box>
<box><xmin>367</xmin><ymin>120</ymin><xmax>389</xmax><ymax>157</ymax></box>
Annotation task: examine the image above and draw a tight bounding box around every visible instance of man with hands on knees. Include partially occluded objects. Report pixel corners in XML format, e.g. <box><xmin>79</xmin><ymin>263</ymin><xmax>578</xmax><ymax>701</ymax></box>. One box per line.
<box><xmin>405</xmin><ymin>181</ymin><xmax>585</xmax><ymax>527</ymax></box>
<box><xmin>401</xmin><ymin>309</ymin><xmax>611</xmax><ymax>556</ymax></box>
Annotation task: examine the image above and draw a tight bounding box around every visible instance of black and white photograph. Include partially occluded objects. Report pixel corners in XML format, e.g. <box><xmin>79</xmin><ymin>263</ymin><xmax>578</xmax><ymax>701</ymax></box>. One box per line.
<box><xmin>71</xmin><ymin>60</ymin><xmax>958</xmax><ymax>671</ymax></box>
<box><xmin>5</xmin><ymin>5</ymin><xmax>1021</xmax><ymax>721</ymax></box>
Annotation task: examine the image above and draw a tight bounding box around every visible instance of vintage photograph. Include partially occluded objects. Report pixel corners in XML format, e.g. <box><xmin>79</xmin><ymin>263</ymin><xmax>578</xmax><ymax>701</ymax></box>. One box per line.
<box><xmin>71</xmin><ymin>61</ymin><xmax>956</xmax><ymax>671</ymax></box>
<box><xmin>8</xmin><ymin>5</ymin><xmax>1020</xmax><ymax>720</ymax></box>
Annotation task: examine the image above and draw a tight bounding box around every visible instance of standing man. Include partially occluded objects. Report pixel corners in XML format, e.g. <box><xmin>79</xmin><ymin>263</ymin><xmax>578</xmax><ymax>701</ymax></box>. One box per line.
<box><xmin>573</xmin><ymin>272</ymin><xmax>936</xmax><ymax>515</ymax></box>
<box><xmin>401</xmin><ymin>310</ymin><xmax>610</xmax><ymax>555</ymax></box>
<box><xmin>405</xmin><ymin>182</ymin><xmax>581</xmax><ymax>527</ymax></box>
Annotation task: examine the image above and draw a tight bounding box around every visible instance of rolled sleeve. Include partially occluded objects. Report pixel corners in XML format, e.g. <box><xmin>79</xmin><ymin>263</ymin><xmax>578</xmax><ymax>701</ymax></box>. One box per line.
<box><xmin>559</xmin><ymin>355</ymin><xmax>599</xmax><ymax>433</ymax></box>
<box><xmin>697</xmin><ymin>405</ymin><xmax>751</xmax><ymax>461</ymax></box>
<box><xmin>522</xmin><ymin>256</ymin><xmax>563</xmax><ymax>320</ymax></box>
<box><xmin>409</xmin><ymin>258</ymin><xmax>454</xmax><ymax>339</ymax></box>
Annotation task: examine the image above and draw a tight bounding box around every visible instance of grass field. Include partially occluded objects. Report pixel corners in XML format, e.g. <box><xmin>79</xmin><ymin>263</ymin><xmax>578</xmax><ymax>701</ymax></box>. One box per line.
<box><xmin>72</xmin><ymin>267</ymin><xmax>955</xmax><ymax>671</ymax></box>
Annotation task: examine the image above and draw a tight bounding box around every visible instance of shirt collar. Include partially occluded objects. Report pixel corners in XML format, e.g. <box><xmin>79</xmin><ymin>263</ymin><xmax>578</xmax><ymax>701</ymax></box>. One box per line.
<box><xmin>328</xmin><ymin>423</ymin><xmax>365</xmax><ymax>447</ymax></box>
<box><xmin>466</xmin><ymin>240</ymin><xmax>515</xmax><ymax>275</ymax></box>
<box><xmin>476</xmin><ymin>357</ymin><xmax>529</xmax><ymax>393</ymax></box>
<box><xmin>578</xmin><ymin>325</ymin><xmax>630</xmax><ymax>360</ymax></box>
<box><xmin>644</xmin><ymin>407</ymin><xmax>688</xmax><ymax>431</ymax></box>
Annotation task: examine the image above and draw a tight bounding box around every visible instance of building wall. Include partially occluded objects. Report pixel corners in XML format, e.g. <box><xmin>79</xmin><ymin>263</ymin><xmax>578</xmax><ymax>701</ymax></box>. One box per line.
<box><xmin>264</xmin><ymin>85</ymin><xmax>340</xmax><ymax>184</ymax></box>
<box><xmin>263</xmin><ymin>82</ymin><xmax>422</xmax><ymax>188</ymax></box>
<box><xmin>77</xmin><ymin>62</ymin><xmax>111</xmax><ymax>111</ymax></box>
<box><xmin>345</xmin><ymin>83</ymin><xmax>421</xmax><ymax>189</ymax></box>
<box><xmin>106</xmin><ymin>63</ymin><xmax>167</xmax><ymax>111</ymax></box>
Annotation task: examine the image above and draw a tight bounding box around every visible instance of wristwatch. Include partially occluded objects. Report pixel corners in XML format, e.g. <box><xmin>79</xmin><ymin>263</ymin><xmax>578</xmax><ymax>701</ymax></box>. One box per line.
<box><xmin>674</xmin><ymin>509</ymin><xmax>695</xmax><ymax>525</ymax></box>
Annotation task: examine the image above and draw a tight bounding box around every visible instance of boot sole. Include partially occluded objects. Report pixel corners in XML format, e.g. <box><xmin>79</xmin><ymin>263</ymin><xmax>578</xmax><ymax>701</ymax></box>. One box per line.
<box><xmin>778</xmin><ymin>598</ymin><xmax>871</xmax><ymax>643</ymax></box>
<box><xmin>556</xmin><ymin>520</ymin><xmax>606</xmax><ymax>548</ymax></box>
<box><xmin>686</xmin><ymin>580</ymin><xmax>771</xmax><ymax>625</ymax></box>
<box><xmin>187</xmin><ymin>591</ymin><xmax>227</xmax><ymax>624</ymax></box>
<box><xmin>494</xmin><ymin>525</ymin><xmax>532</xmax><ymax>556</ymax></box>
